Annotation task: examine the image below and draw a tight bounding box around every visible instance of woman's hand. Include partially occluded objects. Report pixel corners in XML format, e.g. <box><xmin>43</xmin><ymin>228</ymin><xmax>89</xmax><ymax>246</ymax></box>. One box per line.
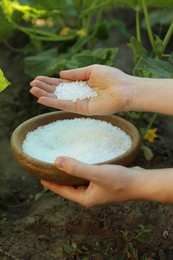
<box><xmin>30</xmin><ymin>64</ymin><xmax>133</xmax><ymax>115</ymax></box>
<box><xmin>41</xmin><ymin>156</ymin><xmax>145</xmax><ymax>207</ymax></box>
<box><xmin>41</xmin><ymin>157</ymin><xmax>173</xmax><ymax>206</ymax></box>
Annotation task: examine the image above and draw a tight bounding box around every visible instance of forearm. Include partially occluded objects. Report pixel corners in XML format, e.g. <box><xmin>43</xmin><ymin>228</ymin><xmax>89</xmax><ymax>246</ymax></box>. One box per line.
<box><xmin>128</xmin><ymin>76</ymin><xmax>173</xmax><ymax>115</ymax></box>
<box><xmin>129</xmin><ymin>168</ymin><xmax>173</xmax><ymax>203</ymax></box>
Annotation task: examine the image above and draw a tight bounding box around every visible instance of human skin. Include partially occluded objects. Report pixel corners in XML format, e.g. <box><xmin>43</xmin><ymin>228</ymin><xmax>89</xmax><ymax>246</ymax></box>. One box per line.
<box><xmin>30</xmin><ymin>64</ymin><xmax>173</xmax><ymax>206</ymax></box>
<box><xmin>30</xmin><ymin>65</ymin><xmax>132</xmax><ymax>115</ymax></box>
<box><xmin>30</xmin><ymin>64</ymin><xmax>173</xmax><ymax>115</ymax></box>
<box><xmin>41</xmin><ymin>158</ymin><xmax>173</xmax><ymax>207</ymax></box>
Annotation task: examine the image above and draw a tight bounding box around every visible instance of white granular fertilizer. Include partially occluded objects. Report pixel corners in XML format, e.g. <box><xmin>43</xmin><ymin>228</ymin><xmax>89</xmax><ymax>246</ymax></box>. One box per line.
<box><xmin>54</xmin><ymin>81</ymin><xmax>97</xmax><ymax>102</ymax></box>
<box><xmin>22</xmin><ymin>118</ymin><xmax>132</xmax><ymax>164</ymax></box>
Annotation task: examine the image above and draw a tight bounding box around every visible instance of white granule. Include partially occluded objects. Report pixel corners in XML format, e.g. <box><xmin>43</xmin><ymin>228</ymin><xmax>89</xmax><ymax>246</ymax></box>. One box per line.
<box><xmin>54</xmin><ymin>81</ymin><xmax>97</xmax><ymax>102</ymax></box>
<box><xmin>22</xmin><ymin>118</ymin><xmax>132</xmax><ymax>164</ymax></box>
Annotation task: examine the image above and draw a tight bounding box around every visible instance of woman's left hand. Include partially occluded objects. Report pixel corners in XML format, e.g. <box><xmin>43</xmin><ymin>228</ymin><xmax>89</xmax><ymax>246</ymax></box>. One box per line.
<box><xmin>41</xmin><ymin>156</ymin><xmax>144</xmax><ymax>207</ymax></box>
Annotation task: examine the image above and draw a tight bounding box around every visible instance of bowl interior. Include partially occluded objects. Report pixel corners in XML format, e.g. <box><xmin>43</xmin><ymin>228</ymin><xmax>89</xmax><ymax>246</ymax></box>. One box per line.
<box><xmin>11</xmin><ymin>112</ymin><xmax>141</xmax><ymax>186</ymax></box>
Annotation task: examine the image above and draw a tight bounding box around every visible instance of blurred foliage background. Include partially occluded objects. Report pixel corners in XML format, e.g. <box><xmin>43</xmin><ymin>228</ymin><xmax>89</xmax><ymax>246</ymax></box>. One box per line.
<box><xmin>0</xmin><ymin>0</ymin><xmax>172</xmax><ymax>77</ymax></box>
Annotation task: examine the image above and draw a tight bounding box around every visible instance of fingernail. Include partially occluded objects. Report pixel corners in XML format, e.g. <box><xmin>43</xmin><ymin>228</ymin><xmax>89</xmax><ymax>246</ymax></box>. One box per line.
<box><xmin>55</xmin><ymin>157</ymin><xmax>65</xmax><ymax>170</ymax></box>
<box><xmin>40</xmin><ymin>179</ymin><xmax>46</xmax><ymax>186</ymax></box>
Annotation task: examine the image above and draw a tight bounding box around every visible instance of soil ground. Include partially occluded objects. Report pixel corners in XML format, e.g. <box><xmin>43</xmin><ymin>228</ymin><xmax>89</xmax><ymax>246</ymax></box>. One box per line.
<box><xmin>0</xmin><ymin>20</ymin><xmax>173</xmax><ymax>259</ymax></box>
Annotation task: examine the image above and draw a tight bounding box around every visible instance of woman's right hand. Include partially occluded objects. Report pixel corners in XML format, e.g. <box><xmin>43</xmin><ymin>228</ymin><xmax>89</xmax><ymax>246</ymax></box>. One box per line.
<box><xmin>30</xmin><ymin>64</ymin><xmax>133</xmax><ymax>115</ymax></box>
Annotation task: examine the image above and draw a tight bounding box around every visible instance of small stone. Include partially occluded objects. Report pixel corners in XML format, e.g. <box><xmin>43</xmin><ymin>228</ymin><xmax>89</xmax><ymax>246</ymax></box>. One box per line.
<box><xmin>162</xmin><ymin>230</ymin><xmax>169</xmax><ymax>239</ymax></box>
<box><xmin>37</xmin><ymin>234</ymin><xmax>49</xmax><ymax>241</ymax></box>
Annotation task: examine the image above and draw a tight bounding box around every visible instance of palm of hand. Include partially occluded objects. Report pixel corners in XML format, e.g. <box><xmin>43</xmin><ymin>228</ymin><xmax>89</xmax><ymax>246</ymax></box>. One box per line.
<box><xmin>30</xmin><ymin>65</ymin><xmax>128</xmax><ymax>115</ymax></box>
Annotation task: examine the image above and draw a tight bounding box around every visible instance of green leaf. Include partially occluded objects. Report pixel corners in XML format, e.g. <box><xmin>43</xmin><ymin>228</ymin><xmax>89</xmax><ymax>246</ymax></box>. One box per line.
<box><xmin>25</xmin><ymin>47</ymin><xmax>118</xmax><ymax>77</ymax></box>
<box><xmin>169</xmin><ymin>52</ymin><xmax>173</xmax><ymax>65</ymax></box>
<box><xmin>128</xmin><ymin>36</ymin><xmax>147</xmax><ymax>64</ymax></box>
<box><xmin>109</xmin><ymin>18</ymin><xmax>130</xmax><ymax>39</ymax></box>
<box><xmin>1</xmin><ymin>0</ymin><xmax>13</xmax><ymax>19</ymax></box>
<box><xmin>36</xmin><ymin>0</ymin><xmax>69</xmax><ymax>11</ymax></box>
<box><xmin>117</xmin><ymin>0</ymin><xmax>139</xmax><ymax>10</ymax></box>
<box><xmin>117</xmin><ymin>0</ymin><xmax>173</xmax><ymax>9</ymax></box>
<box><xmin>24</xmin><ymin>48</ymin><xmax>59</xmax><ymax>77</ymax></box>
<box><xmin>93</xmin><ymin>47</ymin><xmax>118</xmax><ymax>62</ymax></box>
<box><xmin>81</xmin><ymin>0</ymin><xmax>116</xmax><ymax>15</ymax></box>
<box><xmin>154</xmin><ymin>35</ymin><xmax>164</xmax><ymax>55</ymax></box>
<box><xmin>145</xmin><ymin>0</ymin><xmax>173</xmax><ymax>8</ymax></box>
<box><xmin>66</xmin><ymin>48</ymin><xmax>118</xmax><ymax>69</ymax></box>
<box><xmin>34</xmin><ymin>188</ymin><xmax>47</xmax><ymax>201</ymax></box>
<box><xmin>139</xmin><ymin>127</ymin><xmax>146</xmax><ymax>136</ymax></box>
<box><xmin>135</xmin><ymin>54</ymin><xmax>173</xmax><ymax>78</ymax></box>
<box><xmin>63</xmin><ymin>244</ymin><xmax>73</xmax><ymax>255</ymax></box>
<box><xmin>0</xmin><ymin>7</ymin><xmax>13</xmax><ymax>41</ymax></box>
<box><xmin>96</xmin><ymin>22</ymin><xmax>109</xmax><ymax>40</ymax></box>
<box><xmin>0</xmin><ymin>69</ymin><xmax>10</xmax><ymax>92</ymax></box>
<box><xmin>136</xmin><ymin>237</ymin><xmax>145</xmax><ymax>243</ymax></box>
<box><xmin>141</xmin><ymin>145</ymin><xmax>153</xmax><ymax>161</ymax></box>
<box><xmin>12</xmin><ymin>2</ymin><xmax>47</xmax><ymax>21</ymax></box>
<box><xmin>141</xmin><ymin>9</ymin><xmax>173</xmax><ymax>29</ymax></box>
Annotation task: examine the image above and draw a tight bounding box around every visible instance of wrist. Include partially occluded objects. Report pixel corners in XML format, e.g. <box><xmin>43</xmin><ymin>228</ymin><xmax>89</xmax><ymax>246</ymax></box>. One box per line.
<box><xmin>127</xmin><ymin>76</ymin><xmax>173</xmax><ymax>114</ymax></box>
<box><xmin>126</xmin><ymin>167</ymin><xmax>173</xmax><ymax>203</ymax></box>
<box><xmin>116</xmin><ymin>166</ymin><xmax>148</xmax><ymax>202</ymax></box>
<box><xmin>125</xmin><ymin>75</ymin><xmax>149</xmax><ymax>112</ymax></box>
<box><xmin>114</xmin><ymin>73</ymin><xmax>135</xmax><ymax>113</ymax></box>
<box><xmin>124</xmin><ymin>167</ymin><xmax>152</xmax><ymax>201</ymax></box>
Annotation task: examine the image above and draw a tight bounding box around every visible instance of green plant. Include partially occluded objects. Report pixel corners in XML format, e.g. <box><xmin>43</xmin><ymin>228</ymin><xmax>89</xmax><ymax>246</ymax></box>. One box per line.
<box><xmin>121</xmin><ymin>224</ymin><xmax>152</xmax><ymax>243</ymax></box>
<box><xmin>62</xmin><ymin>228</ymin><xmax>152</xmax><ymax>259</ymax></box>
<box><xmin>34</xmin><ymin>187</ymin><xmax>48</xmax><ymax>201</ymax></box>
<box><xmin>0</xmin><ymin>218</ymin><xmax>8</xmax><ymax>225</ymax></box>
<box><xmin>24</xmin><ymin>47</ymin><xmax>118</xmax><ymax>77</ymax></box>
<box><xmin>62</xmin><ymin>241</ymin><xmax>115</xmax><ymax>259</ymax></box>
<box><xmin>1</xmin><ymin>0</ymin><xmax>121</xmax><ymax>77</ymax></box>
<box><xmin>63</xmin><ymin>242</ymin><xmax>89</xmax><ymax>257</ymax></box>
<box><xmin>121</xmin><ymin>224</ymin><xmax>152</xmax><ymax>259</ymax></box>
<box><xmin>0</xmin><ymin>69</ymin><xmax>10</xmax><ymax>92</ymax></box>
<box><xmin>123</xmin><ymin>0</ymin><xmax>173</xmax><ymax>160</ymax></box>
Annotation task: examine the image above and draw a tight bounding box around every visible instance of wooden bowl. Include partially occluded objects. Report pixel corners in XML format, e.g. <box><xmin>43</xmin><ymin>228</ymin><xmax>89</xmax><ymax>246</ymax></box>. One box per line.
<box><xmin>10</xmin><ymin>111</ymin><xmax>141</xmax><ymax>186</ymax></box>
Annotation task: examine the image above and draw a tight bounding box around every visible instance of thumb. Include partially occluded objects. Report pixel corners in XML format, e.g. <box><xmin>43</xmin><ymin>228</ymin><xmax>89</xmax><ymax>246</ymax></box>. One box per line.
<box><xmin>55</xmin><ymin>156</ymin><xmax>99</xmax><ymax>182</ymax></box>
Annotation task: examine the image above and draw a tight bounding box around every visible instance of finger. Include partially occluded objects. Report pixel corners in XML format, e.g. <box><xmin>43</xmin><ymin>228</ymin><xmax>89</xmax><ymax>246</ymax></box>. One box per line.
<box><xmin>30</xmin><ymin>77</ymin><xmax>70</xmax><ymax>93</ymax></box>
<box><xmin>33</xmin><ymin>76</ymin><xmax>69</xmax><ymax>86</ymax></box>
<box><xmin>30</xmin><ymin>87</ymin><xmax>55</xmax><ymax>98</ymax></box>
<box><xmin>41</xmin><ymin>179</ymin><xmax>88</xmax><ymax>205</ymax></box>
<box><xmin>55</xmin><ymin>156</ymin><xmax>100</xmax><ymax>182</ymax></box>
<box><xmin>38</xmin><ymin>96</ymin><xmax>90</xmax><ymax>115</ymax></box>
<box><xmin>60</xmin><ymin>66</ymin><xmax>92</xmax><ymax>81</ymax></box>
<box><xmin>30</xmin><ymin>79</ymin><xmax>56</xmax><ymax>94</ymax></box>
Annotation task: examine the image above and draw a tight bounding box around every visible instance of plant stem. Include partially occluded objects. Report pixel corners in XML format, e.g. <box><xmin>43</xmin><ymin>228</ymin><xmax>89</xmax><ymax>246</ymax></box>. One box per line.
<box><xmin>136</xmin><ymin>9</ymin><xmax>141</xmax><ymax>42</ymax></box>
<box><xmin>162</xmin><ymin>21</ymin><xmax>173</xmax><ymax>53</ymax></box>
<box><xmin>141</xmin><ymin>0</ymin><xmax>156</xmax><ymax>53</ymax></box>
<box><xmin>162</xmin><ymin>54</ymin><xmax>171</xmax><ymax>57</ymax></box>
<box><xmin>144</xmin><ymin>112</ymin><xmax>157</xmax><ymax>135</ymax></box>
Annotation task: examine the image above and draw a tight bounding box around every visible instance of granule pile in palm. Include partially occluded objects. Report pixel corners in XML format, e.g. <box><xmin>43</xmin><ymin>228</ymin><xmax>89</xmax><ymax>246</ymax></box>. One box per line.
<box><xmin>22</xmin><ymin>118</ymin><xmax>132</xmax><ymax>164</ymax></box>
<box><xmin>54</xmin><ymin>81</ymin><xmax>97</xmax><ymax>102</ymax></box>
